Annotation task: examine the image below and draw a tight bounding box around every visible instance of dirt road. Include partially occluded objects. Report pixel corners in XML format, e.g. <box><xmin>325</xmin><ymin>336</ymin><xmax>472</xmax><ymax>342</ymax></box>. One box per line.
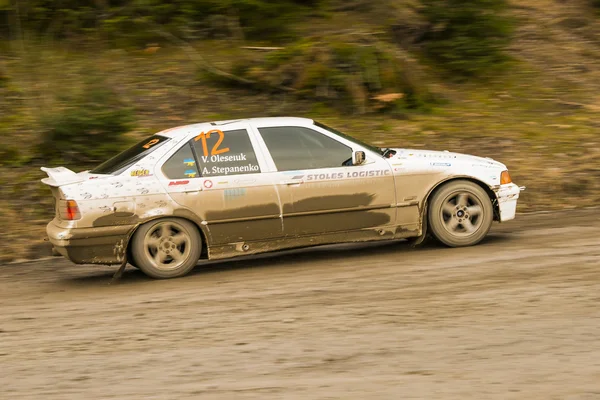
<box><xmin>2</xmin><ymin>208</ymin><xmax>600</xmax><ymax>399</ymax></box>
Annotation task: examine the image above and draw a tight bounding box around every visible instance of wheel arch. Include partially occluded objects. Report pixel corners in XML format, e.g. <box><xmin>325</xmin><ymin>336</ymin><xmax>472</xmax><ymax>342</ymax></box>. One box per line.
<box><xmin>422</xmin><ymin>176</ymin><xmax>500</xmax><ymax>223</ymax></box>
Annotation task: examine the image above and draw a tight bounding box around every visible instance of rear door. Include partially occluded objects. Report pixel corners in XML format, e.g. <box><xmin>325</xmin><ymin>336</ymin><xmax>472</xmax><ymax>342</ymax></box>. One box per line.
<box><xmin>250</xmin><ymin>123</ymin><xmax>396</xmax><ymax>237</ymax></box>
<box><xmin>158</xmin><ymin>122</ymin><xmax>283</xmax><ymax>245</ymax></box>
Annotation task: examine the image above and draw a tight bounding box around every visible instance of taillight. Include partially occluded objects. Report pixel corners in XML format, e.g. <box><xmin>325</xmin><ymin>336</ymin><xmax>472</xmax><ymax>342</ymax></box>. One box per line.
<box><xmin>59</xmin><ymin>200</ymin><xmax>81</xmax><ymax>220</ymax></box>
<box><xmin>500</xmin><ymin>170</ymin><xmax>512</xmax><ymax>185</ymax></box>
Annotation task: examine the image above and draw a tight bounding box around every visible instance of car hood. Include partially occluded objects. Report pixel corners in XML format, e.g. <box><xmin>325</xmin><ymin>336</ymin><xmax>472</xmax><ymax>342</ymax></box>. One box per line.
<box><xmin>388</xmin><ymin>148</ymin><xmax>506</xmax><ymax>169</ymax></box>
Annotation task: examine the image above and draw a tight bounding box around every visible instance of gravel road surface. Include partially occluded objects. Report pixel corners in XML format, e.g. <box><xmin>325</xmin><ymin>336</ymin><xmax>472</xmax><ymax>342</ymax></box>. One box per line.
<box><xmin>2</xmin><ymin>208</ymin><xmax>600</xmax><ymax>399</ymax></box>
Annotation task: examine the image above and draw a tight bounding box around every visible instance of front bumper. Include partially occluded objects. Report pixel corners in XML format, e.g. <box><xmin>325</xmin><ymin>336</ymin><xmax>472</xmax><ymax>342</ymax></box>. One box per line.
<box><xmin>47</xmin><ymin>220</ymin><xmax>135</xmax><ymax>265</ymax></box>
<box><xmin>495</xmin><ymin>183</ymin><xmax>522</xmax><ymax>222</ymax></box>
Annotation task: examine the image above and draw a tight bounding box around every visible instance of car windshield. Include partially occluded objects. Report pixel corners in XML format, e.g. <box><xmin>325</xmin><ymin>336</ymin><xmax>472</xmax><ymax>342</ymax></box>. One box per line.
<box><xmin>91</xmin><ymin>135</ymin><xmax>170</xmax><ymax>175</ymax></box>
<box><xmin>314</xmin><ymin>121</ymin><xmax>384</xmax><ymax>156</ymax></box>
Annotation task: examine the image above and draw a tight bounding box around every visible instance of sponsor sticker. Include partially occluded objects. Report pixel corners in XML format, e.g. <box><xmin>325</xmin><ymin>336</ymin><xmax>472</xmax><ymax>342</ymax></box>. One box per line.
<box><xmin>142</xmin><ymin>138</ymin><xmax>160</xmax><ymax>149</ymax></box>
<box><xmin>131</xmin><ymin>169</ymin><xmax>150</xmax><ymax>177</ymax></box>
<box><xmin>183</xmin><ymin>158</ymin><xmax>196</xmax><ymax>166</ymax></box>
<box><xmin>184</xmin><ymin>169</ymin><xmax>197</xmax><ymax>178</ymax></box>
<box><xmin>203</xmin><ymin>179</ymin><xmax>213</xmax><ymax>189</ymax></box>
<box><xmin>431</xmin><ymin>162</ymin><xmax>451</xmax><ymax>167</ymax></box>
<box><xmin>301</xmin><ymin>169</ymin><xmax>392</xmax><ymax>182</ymax></box>
<box><xmin>345</xmin><ymin>170</ymin><xmax>391</xmax><ymax>179</ymax></box>
<box><xmin>224</xmin><ymin>188</ymin><xmax>247</xmax><ymax>199</ymax></box>
<box><xmin>168</xmin><ymin>180</ymin><xmax>189</xmax><ymax>186</ymax></box>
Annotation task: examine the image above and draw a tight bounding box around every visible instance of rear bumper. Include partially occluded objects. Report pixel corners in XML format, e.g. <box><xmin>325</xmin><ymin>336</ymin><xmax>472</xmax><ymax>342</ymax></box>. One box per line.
<box><xmin>47</xmin><ymin>220</ymin><xmax>135</xmax><ymax>265</ymax></box>
<box><xmin>495</xmin><ymin>183</ymin><xmax>522</xmax><ymax>222</ymax></box>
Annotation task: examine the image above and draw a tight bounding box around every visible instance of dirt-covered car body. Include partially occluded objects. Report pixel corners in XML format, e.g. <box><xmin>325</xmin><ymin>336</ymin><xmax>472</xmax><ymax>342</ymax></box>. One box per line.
<box><xmin>42</xmin><ymin>117</ymin><xmax>521</xmax><ymax>276</ymax></box>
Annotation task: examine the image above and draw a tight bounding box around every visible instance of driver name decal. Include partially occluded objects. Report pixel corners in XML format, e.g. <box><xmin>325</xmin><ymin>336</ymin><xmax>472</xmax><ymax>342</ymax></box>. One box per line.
<box><xmin>200</xmin><ymin>153</ymin><xmax>247</xmax><ymax>163</ymax></box>
<box><xmin>204</xmin><ymin>164</ymin><xmax>260</xmax><ymax>175</ymax></box>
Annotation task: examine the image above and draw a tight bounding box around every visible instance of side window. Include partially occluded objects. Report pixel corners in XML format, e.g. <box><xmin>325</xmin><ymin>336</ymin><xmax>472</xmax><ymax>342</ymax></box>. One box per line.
<box><xmin>258</xmin><ymin>126</ymin><xmax>352</xmax><ymax>171</ymax></box>
<box><xmin>192</xmin><ymin>128</ymin><xmax>260</xmax><ymax>177</ymax></box>
<box><xmin>162</xmin><ymin>143</ymin><xmax>199</xmax><ymax>179</ymax></box>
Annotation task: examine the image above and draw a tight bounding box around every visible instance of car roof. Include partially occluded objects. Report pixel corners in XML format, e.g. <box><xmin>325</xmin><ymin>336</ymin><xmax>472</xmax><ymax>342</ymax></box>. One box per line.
<box><xmin>156</xmin><ymin>117</ymin><xmax>314</xmax><ymax>138</ymax></box>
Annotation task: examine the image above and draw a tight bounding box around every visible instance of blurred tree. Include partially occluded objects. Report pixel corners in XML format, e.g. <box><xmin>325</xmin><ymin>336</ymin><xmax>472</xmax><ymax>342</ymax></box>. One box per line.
<box><xmin>203</xmin><ymin>36</ymin><xmax>436</xmax><ymax>114</ymax></box>
<box><xmin>38</xmin><ymin>76</ymin><xmax>135</xmax><ymax>164</ymax></box>
<box><xmin>0</xmin><ymin>0</ymin><xmax>323</xmax><ymax>44</ymax></box>
<box><xmin>419</xmin><ymin>0</ymin><xmax>513</xmax><ymax>77</ymax></box>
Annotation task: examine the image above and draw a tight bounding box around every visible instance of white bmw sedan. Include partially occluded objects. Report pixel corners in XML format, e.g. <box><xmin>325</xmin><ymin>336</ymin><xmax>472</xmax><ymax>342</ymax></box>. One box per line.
<box><xmin>42</xmin><ymin>117</ymin><xmax>522</xmax><ymax>278</ymax></box>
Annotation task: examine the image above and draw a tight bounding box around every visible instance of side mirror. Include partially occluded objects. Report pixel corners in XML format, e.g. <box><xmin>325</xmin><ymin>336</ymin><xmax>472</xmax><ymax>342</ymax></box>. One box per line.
<box><xmin>352</xmin><ymin>150</ymin><xmax>366</xmax><ymax>166</ymax></box>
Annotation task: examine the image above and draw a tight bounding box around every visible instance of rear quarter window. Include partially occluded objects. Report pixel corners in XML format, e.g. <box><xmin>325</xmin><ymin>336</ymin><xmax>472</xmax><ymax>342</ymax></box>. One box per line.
<box><xmin>162</xmin><ymin>143</ymin><xmax>199</xmax><ymax>179</ymax></box>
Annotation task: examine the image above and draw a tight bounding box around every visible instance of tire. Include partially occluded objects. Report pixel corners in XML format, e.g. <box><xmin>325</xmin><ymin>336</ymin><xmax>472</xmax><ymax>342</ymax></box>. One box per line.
<box><xmin>130</xmin><ymin>218</ymin><xmax>202</xmax><ymax>279</ymax></box>
<box><xmin>428</xmin><ymin>180</ymin><xmax>493</xmax><ymax>247</ymax></box>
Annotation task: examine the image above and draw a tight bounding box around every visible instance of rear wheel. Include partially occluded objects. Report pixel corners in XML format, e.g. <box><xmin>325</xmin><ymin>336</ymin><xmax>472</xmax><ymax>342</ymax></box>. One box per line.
<box><xmin>428</xmin><ymin>180</ymin><xmax>493</xmax><ymax>247</ymax></box>
<box><xmin>131</xmin><ymin>218</ymin><xmax>202</xmax><ymax>279</ymax></box>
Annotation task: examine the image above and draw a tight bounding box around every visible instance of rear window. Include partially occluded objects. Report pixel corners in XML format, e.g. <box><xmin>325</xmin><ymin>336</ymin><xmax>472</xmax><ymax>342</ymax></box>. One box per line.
<box><xmin>91</xmin><ymin>135</ymin><xmax>170</xmax><ymax>175</ymax></box>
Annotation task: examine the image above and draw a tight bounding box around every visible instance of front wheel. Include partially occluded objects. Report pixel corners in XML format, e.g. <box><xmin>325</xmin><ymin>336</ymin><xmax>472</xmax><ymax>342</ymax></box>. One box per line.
<box><xmin>130</xmin><ymin>218</ymin><xmax>202</xmax><ymax>279</ymax></box>
<box><xmin>428</xmin><ymin>180</ymin><xmax>493</xmax><ymax>247</ymax></box>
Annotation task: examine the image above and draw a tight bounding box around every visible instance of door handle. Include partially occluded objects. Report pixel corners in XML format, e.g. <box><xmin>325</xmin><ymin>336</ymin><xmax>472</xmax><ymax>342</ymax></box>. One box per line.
<box><xmin>283</xmin><ymin>180</ymin><xmax>303</xmax><ymax>186</ymax></box>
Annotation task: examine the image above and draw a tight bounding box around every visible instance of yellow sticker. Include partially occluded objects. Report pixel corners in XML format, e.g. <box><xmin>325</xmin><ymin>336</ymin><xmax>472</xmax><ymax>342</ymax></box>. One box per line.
<box><xmin>131</xmin><ymin>169</ymin><xmax>150</xmax><ymax>177</ymax></box>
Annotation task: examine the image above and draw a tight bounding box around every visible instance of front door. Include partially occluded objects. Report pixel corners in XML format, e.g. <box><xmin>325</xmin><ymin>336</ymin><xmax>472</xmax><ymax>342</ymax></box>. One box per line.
<box><xmin>160</xmin><ymin>124</ymin><xmax>282</xmax><ymax>245</ymax></box>
<box><xmin>254</xmin><ymin>124</ymin><xmax>396</xmax><ymax>237</ymax></box>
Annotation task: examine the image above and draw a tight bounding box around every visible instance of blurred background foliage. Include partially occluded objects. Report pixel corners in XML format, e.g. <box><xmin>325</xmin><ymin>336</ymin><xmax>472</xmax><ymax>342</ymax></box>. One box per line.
<box><xmin>204</xmin><ymin>36</ymin><xmax>438</xmax><ymax>114</ymax></box>
<box><xmin>38</xmin><ymin>75</ymin><xmax>135</xmax><ymax>164</ymax></box>
<box><xmin>1</xmin><ymin>0</ymin><xmax>600</xmax><ymax>261</ymax></box>
<box><xmin>418</xmin><ymin>0</ymin><xmax>514</xmax><ymax>77</ymax></box>
<box><xmin>0</xmin><ymin>0</ymin><xmax>323</xmax><ymax>43</ymax></box>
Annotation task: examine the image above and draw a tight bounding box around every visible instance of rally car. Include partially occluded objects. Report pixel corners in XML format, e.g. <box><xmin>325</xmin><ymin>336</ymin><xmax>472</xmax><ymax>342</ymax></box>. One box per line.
<box><xmin>42</xmin><ymin>117</ymin><xmax>522</xmax><ymax>279</ymax></box>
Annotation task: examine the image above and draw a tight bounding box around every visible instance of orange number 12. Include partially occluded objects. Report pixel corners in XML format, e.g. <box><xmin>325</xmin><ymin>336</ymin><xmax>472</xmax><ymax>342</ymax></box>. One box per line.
<box><xmin>194</xmin><ymin>129</ymin><xmax>230</xmax><ymax>157</ymax></box>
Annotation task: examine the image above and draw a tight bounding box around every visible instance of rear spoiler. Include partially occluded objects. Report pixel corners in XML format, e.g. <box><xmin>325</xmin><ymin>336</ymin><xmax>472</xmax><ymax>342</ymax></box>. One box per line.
<box><xmin>40</xmin><ymin>167</ymin><xmax>86</xmax><ymax>187</ymax></box>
